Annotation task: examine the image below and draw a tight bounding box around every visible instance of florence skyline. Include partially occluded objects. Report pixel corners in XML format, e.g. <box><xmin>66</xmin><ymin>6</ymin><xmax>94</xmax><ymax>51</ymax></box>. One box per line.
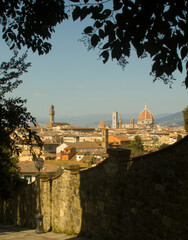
<box><xmin>0</xmin><ymin>19</ymin><xmax>187</xmax><ymax>122</ymax></box>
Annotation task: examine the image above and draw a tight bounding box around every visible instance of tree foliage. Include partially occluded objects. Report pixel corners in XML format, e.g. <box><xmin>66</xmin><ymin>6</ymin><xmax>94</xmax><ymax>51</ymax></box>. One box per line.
<box><xmin>158</xmin><ymin>143</ymin><xmax>170</xmax><ymax>149</ymax></box>
<box><xmin>0</xmin><ymin>0</ymin><xmax>68</xmax><ymax>54</ymax></box>
<box><xmin>183</xmin><ymin>106</ymin><xmax>188</xmax><ymax>132</ymax></box>
<box><xmin>71</xmin><ymin>0</ymin><xmax>188</xmax><ymax>88</ymax></box>
<box><xmin>127</xmin><ymin>135</ymin><xmax>145</xmax><ymax>157</ymax></box>
<box><xmin>0</xmin><ymin>0</ymin><xmax>187</xmax><ymax>87</ymax></box>
<box><xmin>177</xmin><ymin>134</ymin><xmax>183</xmax><ymax>141</ymax></box>
<box><xmin>129</xmin><ymin>135</ymin><xmax>144</xmax><ymax>151</ymax></box>
<box><xmin>0</xmin><ymin>146</ymin><xmax>19</xmax><ymax>198</ymax></box>
<box><xmin>0</xmin><ymin>52</ymin><xmax>42</xmax><ymax>198</ymax></box>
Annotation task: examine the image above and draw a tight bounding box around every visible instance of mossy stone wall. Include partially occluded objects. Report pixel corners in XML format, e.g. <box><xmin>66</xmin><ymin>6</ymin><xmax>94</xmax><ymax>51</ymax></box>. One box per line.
<box><xmin>0</xmin><ymin>136</ymin><xmax>188</xmax><ymax>240</ymax></box>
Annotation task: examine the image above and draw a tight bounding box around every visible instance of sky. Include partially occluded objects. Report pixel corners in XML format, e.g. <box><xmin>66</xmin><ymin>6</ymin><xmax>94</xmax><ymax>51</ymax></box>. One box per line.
<box><xmin>0</xmin><ymin>18</ymin><xmax>187</xmax><ymax>124</ymax></box>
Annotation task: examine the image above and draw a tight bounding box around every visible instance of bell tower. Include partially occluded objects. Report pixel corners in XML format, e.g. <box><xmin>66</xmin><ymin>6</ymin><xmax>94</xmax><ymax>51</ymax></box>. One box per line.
<box><xmin>49</xmin><ymin>105</ymin><xmax>55</xmax><ymax>124</ymax></box>
<box><xmin>112</xmin><ymin>111</ymin><xmax>118</xmax><ymax>128</ymax></box>
<box><xmin>130</xmin><ymin>118</ymin><xmax>135</xmax><ymax>129</ymax></box>
<box><xmin>101</xmin><ymin>128</ymin><xmax>108</xmax><ymax>149</ymax></box>
<box><xmin>119</xmin><ymin>115</ymin><xmax>122</xmax><ymax>128</ymax></box>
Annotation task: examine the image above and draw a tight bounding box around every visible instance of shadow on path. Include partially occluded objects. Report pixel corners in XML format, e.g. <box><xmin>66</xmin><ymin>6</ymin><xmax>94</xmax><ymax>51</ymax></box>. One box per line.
<box><xmin>0</xmin><ymin>224</ymin><xmax>33</xmax><ymax>233</ymax></box>
<box><xmin>0</xmin><ymin>224</ymin><xmax>94</xmax><ymax>240</ymax></box>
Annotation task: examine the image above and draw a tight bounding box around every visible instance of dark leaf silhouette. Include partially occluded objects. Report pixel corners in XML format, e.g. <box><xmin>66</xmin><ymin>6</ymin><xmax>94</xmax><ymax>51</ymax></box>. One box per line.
<box><xmin>0</xmin><ymin>52</ymin><xmax>43</xmax><ymax>198</ymax></box>
<box><xmin>91</xmin><ymin>34</ymin><xmax>100</xmax><ymax>47</ymax></box>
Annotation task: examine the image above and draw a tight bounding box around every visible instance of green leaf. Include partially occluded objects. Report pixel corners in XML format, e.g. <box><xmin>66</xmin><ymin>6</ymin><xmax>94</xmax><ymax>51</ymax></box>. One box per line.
<box><xmin>91</xmin><ymin>34</ymin><xmax>100</xmax><ymax>48</ymax></box>
<box><xmin>8</xmin><ymin>32</ymin><xmax>15</xmax><ymax>41</ymax></box>
<box><xmin>3</xmin><ymin>32</ymin><xmax>7</xmax><ymax>39</ymax></box>
<box><xmin>10</xmin><ymin>44</ymin><xmax>15</xmax><ymax>50</ymax></box>
<box><xmin>84</xmin><ymin>26</ymin><xmax>93</xmax><ymax>34</ymax></box>
<box><xmin>185</xmin><ymin>75</ymin><xmax>188</xmax><ymax>89</ymax></box>
<box><xmin>80</xmin><ymin>7</ymin><xmax>88</xmax><ymax>21</ymax></box>
<box><xmin>69</xmin><ymin>0</ymin><xmax>79</xmax><ymax>2</ymax></box>
<box><xmin>109</xmin><ymin>30</ymin><xmax>115</xmax><ymax>43</ymax></box>
<box><xmin>136</xmin><ymin>44</ymin><xmax>144</xmax><ymax>58</ymax></box>
<box><xmin>100</xmin><ymin>50</ymin><xmax>109</xmax><ymax>64</ymax></box>
<box><xmin>177</xmin><ymin>61</ymin><xmax>183</xmax><ymax>73</ymax></box>
<box><xmin>101</xmin><ymin>9</ymin><xmax>111</xmax><ymax>19</ymax></box>
<box><xmin>91</xmin><ymin>6</ymin><xmax>102</xmax><ymax>20</ymax></box>
<box><xmin>181</xmin><ymin>46</ymin><xmax>188</xmax><ymax>60</ymax></box>
<box><xmin>113</xmin><ymin>0</ymin><xmax>123</xmax><ymax>11</ymax></box>
<box><xmin>72</xmin><ymin>6</ymin><xmax>81</xmax><ymax>21</ymax></box>
<box><xmin>94</xmin><ymin>21</ymin><xmax>103</xmax><ymax>28</ymax></box>
<box><xmin>102</xmin><ymin>42</ymin><xmax>110</xmax><ymax>49</ymax></box>
<box><xmin>105</xmin><ymin>21</ymin><xmax>115</xmax><ymax>34</ymax></box>
<box><xmin>111</xmin><ymin>41</ymin><xmax>122</xmax><ymax>60</ymax></box>
<box><xmin>99</xmin><ymin>29</ymin><xmax>105</xmax><ymax>39</ymax></box>
<box><xmin>152</xmin><ymin>61</ymin><xmax>159</xmax><ymax>73</ymax></box>
<box><xmin>116</xmin><ymin>28</ymin><xmax>123</xmax><ymax>40</ymax></box>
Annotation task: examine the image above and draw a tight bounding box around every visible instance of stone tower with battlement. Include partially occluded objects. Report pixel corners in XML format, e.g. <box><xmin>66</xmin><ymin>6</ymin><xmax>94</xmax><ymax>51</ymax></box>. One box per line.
<box><xmin>49</xmin><ymin>105</ymin><xmax>55</xmax><ymax>124</ymax></box>
<box><xmin>46</xmin><ymin>105</ymin><xmax>55</xmax><ymax>128</ymax></box>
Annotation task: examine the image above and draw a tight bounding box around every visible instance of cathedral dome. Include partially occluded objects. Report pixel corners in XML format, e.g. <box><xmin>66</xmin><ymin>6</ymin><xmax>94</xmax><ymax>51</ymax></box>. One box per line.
<box><xmin>137</xmin><ymin>105</ymin><xmax>154</xmax><ymax>125</ymax></box>
<box><xmin>98</xmin><ymin>121</ymin><xmax>106</xmax><ymax>128</ymax></box>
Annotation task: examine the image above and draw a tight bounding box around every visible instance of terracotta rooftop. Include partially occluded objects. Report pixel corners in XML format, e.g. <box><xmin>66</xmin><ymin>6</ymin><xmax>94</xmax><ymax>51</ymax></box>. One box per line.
<box><xmin>98</xmin><ymin>121</ymin><xmax>106</xmax><ymax>127</ymax></box>
<box><xmin>64</xmin><ymin>146</ymin><xmax>75</xmax><ymax>150</ymax></box>
<box><xmin>66</xmin><ymin>141</ymin><xmax>102</xmax><ymax>149</ymax></box>
<box><xmin>60</xmin><ymin>126</ymin><xmax>95</xmax><ymax>130</ymax></box>
<box><xmin>17</xmin><ymin>161</ymin><xmax>59</xmax><ymax>173</ymax></box>
<box><xmin>109</xmin><ymin>135</ymin><xmax>131</xmax><ymax>141</ymax></box>
<box><xmin>138</xmin><ymin>105</ymin><xmax>154</xmax><ymax>121</ymax></box>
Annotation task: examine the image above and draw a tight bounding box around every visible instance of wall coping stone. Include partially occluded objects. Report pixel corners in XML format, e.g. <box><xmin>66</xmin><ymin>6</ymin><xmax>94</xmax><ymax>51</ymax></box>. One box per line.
<box><xmin>63</xmin><ymin>163</ymin><xmax>80</xmax><ymax>170</ymax></box>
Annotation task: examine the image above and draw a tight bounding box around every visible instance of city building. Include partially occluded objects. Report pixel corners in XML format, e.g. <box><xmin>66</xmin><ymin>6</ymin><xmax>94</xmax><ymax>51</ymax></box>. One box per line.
<box><xmin>18</xmin><ymin>161</ymin><xmax>61</xmax><ymax>183</ymax></box>
<box><xmin>101</xmin><ymin>128</ymin><xmax>108</xmax><ymax>149</ymax></box>
<box><xmin>112</xmin><ymin>111</ymin><xmax>118</xmax><ymax>128</ymax></box>
<box><xmin>56</xmin><ymin>142</ymin><xmax>102</xmax><ymax>155</ymax></box>
<box><xmin>137</xmin><ymin>105</ymin><xmax>154</xmax><ymax>128</ymax></box>
<box><xmin>46</xmin><ymin>105</ymin><xmax>69</xmax><ymax>129</ymax></box>
<box><xmin>98</xmin><ymin>121</ymin><xmax>106</xmax><ymax>129</ymax></box>
<box><xmin>57</xmin><ymin>146</ymin><xmax>76</xmax><ymax>160</ymax></box>
<box><xmin>108</xmin><ymin>135</ymin><xmax>131</xmax><ymax>148</ymax></box>
<box><xmin>114</xmin><ymin>105</ymin><xmax>154</xmax><ymax>130</ymax></box>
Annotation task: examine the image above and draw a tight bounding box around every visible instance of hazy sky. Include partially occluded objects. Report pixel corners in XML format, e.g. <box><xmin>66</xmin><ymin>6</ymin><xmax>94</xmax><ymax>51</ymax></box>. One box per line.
<box><xmin>0</xmin><ymin>19</ymin><xmax>187</xmax><ymax>122</ymax></box>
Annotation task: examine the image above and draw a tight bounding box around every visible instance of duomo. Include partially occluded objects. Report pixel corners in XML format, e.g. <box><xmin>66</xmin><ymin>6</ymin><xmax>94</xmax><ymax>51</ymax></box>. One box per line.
<box><xmin>46</xmin><ymin>104</ymin><xmax>155</xmax><ymax>130</ymax></box>
<box><xmin>98</xmin><ymin>105</ymin><xmax>155</xmax><ymax>130</ymax></box>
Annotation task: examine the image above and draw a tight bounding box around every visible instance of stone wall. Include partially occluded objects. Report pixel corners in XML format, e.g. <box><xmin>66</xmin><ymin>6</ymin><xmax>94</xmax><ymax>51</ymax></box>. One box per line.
<box><xmin>50</xmin><ymin>163</ymin><xmax>81</xmax><ymax>234</ymax></box>
<box><xmin>79</xmin><ymin>136</ymin><xmax>188</xmax><ymax>240</ymax></box>
<box><xmin>0</xmin><ymin>164</ymin><xmax>82</xmax><ymax>234</ymax></box>
<box><xmin>0</xmin><ymin>181</ymin><xmax>37</xmax><ymax>227</ymax></box>
<box><xmin>0</xmin><ymin>136</ymin><xmax>188</xmax><ymax>240</ymax></box>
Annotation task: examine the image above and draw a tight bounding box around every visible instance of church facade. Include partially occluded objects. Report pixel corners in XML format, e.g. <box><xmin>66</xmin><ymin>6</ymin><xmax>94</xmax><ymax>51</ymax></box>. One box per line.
<box><xmin>112</xmin><ymin>105</ymin><xmax>155</xmax><ymax>129</ymax></box>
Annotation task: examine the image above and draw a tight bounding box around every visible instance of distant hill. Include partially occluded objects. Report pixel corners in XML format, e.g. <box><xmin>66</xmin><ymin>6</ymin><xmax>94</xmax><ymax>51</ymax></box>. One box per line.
<box><xmin>155</xmin><ymin>111</ymin><xmax>184</xmax><ymax>126</ymax></box>
<box><xmin>37</xmin><ymin>111</ymin><xmax>184</xmax><ymax>127</ymax></box>
<box><xmin>41</xmin><ymin>113</ymin><xmax>136</xmax><ymax>127</ymax></box>
<box><xmin>67</xmin><ymin>112</ymin><xmax>184</xmax><ymax>127</ymax></box>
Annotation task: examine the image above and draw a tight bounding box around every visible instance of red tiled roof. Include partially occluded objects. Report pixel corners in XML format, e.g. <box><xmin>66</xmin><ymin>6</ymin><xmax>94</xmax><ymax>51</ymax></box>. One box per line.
<box><xmin>98</xmin><ymin>121</ymin><xmax>106</xmax><ymax>127</ymax></box>
<box><xmin>17</xmin><ymin>161</ymin><xmax>59</xmax><ymax>173</ymax></box>
<box><xmin>109</xmin><ymin>135</ymin><xmax>131</xmax><ymax>141</ymax></box>
<box><xmin>138</xmin><ymin>105</ymin><xmax>154</xmax><ymax>121</ymax></box>
<box><xmin>66</xmin><ymin>142</ymin><xmax>102</xmax><ymax>149</ymax></box>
